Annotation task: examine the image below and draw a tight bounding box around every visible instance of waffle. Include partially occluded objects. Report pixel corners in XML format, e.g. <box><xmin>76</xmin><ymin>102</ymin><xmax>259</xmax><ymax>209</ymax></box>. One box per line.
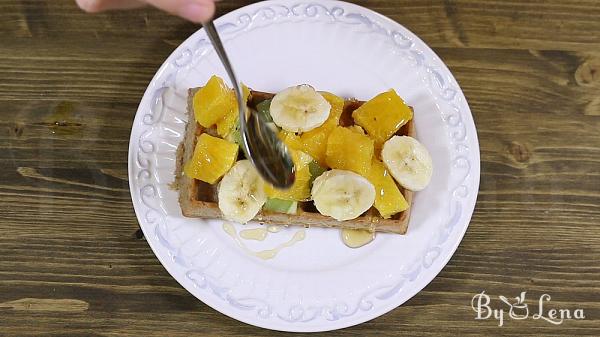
<box><xmin>175</xmin><ymin>88</ymin><xmax>415</xmax><ymax>234</ymax></box>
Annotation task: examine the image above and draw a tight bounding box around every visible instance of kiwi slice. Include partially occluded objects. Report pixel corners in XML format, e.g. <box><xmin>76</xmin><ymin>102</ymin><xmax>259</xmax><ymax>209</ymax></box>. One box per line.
<box><xmin>264</xmin><ymin>198</ymin><xmax>297</xmax><ymax>214</ymax></box>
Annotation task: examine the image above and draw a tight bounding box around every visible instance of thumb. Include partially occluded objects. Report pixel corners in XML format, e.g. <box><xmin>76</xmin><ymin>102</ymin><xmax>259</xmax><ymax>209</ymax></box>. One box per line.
<box><xmin>145</xmin><ymin>0</ymin><xmax>216</xmax><ymax>23</ymax></box>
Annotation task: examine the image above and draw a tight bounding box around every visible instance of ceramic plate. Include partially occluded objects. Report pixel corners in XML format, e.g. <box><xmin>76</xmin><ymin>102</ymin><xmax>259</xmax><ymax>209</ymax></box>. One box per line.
<box><xmin>128</xmin><ymin>0</ymin><xmax>479</xmax><ymax>332</ymax></box>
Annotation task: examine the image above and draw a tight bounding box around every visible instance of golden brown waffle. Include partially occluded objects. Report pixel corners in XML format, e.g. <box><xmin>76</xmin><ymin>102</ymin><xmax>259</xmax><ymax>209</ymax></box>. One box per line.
<box><xmin>175</xmin><ymin>88</ymin><xmax>415</xmax><ymax>234</ymax></box>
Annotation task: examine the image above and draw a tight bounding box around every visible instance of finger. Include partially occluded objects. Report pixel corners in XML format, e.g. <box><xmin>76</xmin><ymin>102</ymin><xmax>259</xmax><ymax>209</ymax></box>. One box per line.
<box><xmin>76</xmin><ymin>0</ymin><xmax>146</xmax><ymax>13</ymax></box>
<box><xmin>76</xmin><ymin>0</ymin><xmax>216</xmax><ymax>23</ymax></box>
<box><xmin>143</xmin><ymin>0</ymin><xmax>215</xmax><ymax>23</ymax></box>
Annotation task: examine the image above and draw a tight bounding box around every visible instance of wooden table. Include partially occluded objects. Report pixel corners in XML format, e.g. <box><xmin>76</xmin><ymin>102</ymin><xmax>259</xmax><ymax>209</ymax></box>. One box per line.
<box><xmin>1</xmin><ymin>0</ymin><xmax>599</xmax><ymax>336</ymax></box>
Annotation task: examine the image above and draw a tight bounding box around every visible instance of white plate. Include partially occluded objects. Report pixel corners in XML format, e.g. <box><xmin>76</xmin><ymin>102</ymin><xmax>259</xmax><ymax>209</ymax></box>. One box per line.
<box><xmin>128</xmin><ymin>0</ymin><xmax>479</xmax><ymax>332</ymax></box>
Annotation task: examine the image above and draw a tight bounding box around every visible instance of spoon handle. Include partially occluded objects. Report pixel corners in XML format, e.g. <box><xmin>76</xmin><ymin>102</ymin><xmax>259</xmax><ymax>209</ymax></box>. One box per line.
<box><xmin>202</xmin><ymin>21</ymin><xmax>248</xmax><ymax>147</ymax></box>
<box><xmin>202</xmin><ymin>20</ymin><xmax>295</xmax><ymax>188</ymax></box>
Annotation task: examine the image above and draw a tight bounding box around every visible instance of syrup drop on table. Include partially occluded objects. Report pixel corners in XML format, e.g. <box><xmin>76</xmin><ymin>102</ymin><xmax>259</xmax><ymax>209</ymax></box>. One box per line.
<box><xmin>341</xmin><ymin>229</ymin><xmax>375</xmax><ymax>248</ymax></box>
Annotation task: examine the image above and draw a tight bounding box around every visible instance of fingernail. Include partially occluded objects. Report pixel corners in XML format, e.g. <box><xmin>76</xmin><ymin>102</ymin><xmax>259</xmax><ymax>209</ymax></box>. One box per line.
<box><xmin>179</xmin><ymin>2</ymin><xmax>210</xmax><ymax>23</ymax></box>
<box><xmin>77</xmin><ymin>0</ymin><xmax>102</xmax><ymax>13</ymax></box>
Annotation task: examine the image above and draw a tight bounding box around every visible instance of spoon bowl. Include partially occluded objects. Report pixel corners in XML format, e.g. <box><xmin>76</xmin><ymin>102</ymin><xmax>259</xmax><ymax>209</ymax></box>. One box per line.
<box><xmin>243</xmin><ymin>107</ymin><xmax>296</xmax><ymax>189</ymax></box>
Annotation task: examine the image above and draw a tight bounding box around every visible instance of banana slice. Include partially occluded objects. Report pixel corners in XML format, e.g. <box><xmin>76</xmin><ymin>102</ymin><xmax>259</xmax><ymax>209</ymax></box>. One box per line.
<box><xmin>311</xmin><ymin>170</ymin><xmax>375</xmax><ymax>221</ymax></box>
<box><xmin>381</xmin><ymin>136</ymin><xmax>433</xmax><ymax>191</ymax></box>
<box><xmin>270</xmin><ymin>84</ymin><xmax>331</xmax><ymax>132</ymax></box>
<box><xmin>218</xmin><ymin>160</ymin><xmax>267</xmax><ymax>223</ymax></box>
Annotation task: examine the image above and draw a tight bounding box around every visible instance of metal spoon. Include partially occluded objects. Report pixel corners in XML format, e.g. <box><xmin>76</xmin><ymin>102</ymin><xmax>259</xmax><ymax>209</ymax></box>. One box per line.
<box><xmin>202</xmin><ymin>21</ymin><xmax>295</xmax><ymax>189</ymax></box>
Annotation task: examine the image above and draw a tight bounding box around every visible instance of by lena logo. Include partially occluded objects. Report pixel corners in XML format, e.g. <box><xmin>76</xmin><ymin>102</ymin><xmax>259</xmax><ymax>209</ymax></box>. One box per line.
<box><xmin>471</xmin><ymin>291</ymin><xmax>585</xmax><ymax>326</ymax></box>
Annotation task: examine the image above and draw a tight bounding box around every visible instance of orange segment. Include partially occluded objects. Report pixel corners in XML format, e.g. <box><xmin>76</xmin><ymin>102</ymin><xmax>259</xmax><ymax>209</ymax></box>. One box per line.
<box><xmin>319</xmin><ymin>92</ymin><xmax>344</xmax><ymax>127</ymax></box>
<box><xmin>348</xmin><ymin>125</ymin><xmax>366</xmax><ymax>135</ymax></box>
<box><xmin>281</xmin><ymin>127</ymin><xmax>331</xmax><ymax>167</ymax></box>
<box><xmin>296</xmin><ymin>126</ymin><xmax>331</xmax><ymax>166</ymax></box>
<box><xmin>216</xmin><ymin>107</ymin><xmax>238</xmax><ymax>137</ymax></box>
<box><xmin>183</xmin><ymin>133</ymin><xmax>239</xmax><ymax>184</ymax></box>
<box><xmin>325</xmin><ymin>126</ymin><xmax>374</xmax><ymax>176</ymax></box>
<box><xmin>215</xmin><ymin>84</ymin><xmax>251</xmax><ymax>137</ymax></box>
<box><xmin>265</xmin><ymin>151</ymin><xmax>312</xmax><ymax>201</ymax></box>
<box><xmin>193</xmin><ymin>76</ymin><xmax>235</xmax><ymax>128</ymax></box>
<box><xmin>367</xmin><ymin>159</ymin><xmax>408</xmax><ymax>218</ymax></box>
<box><xmin>281</xmin><ymin>131</ymin><xmax>302</xmax><ymax>151</ymax></box>
<box><xmin>352</xmin><ymin>89</ymin><xmax>413</xmax><ymax>147</ymax></box>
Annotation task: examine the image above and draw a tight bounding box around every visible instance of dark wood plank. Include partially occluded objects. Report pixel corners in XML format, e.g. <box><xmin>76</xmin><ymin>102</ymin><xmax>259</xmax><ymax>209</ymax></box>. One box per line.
<box><xmin>0</xmin><ymin>0</ymin><xmax>599</xmax><ymax>336</ymax></box>
<box><xmin>2</xmin><ymin>0</ymin><xmax>600</xmax><ymax>50</ymax></box>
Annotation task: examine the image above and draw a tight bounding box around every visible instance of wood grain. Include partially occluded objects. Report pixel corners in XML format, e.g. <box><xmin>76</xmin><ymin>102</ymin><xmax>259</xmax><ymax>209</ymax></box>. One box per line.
<box><xmin>1</xmin><ymin>0</ymin><xmax>599</xmax><ymax>336</ymax></box>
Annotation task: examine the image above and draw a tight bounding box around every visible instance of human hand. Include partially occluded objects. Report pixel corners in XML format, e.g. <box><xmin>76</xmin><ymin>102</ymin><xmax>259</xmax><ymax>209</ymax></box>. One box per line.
<box><xmin>76</xmin><ymin>0</ymin><xmax>216</xmax><ymax>23</ymax></box>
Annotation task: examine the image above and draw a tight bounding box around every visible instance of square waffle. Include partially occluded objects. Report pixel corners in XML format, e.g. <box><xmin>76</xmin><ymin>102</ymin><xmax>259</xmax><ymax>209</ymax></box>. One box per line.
<box><xmin>175</xmin><ymin>88</ymin><xmax>415</xmax><ymax>234</ymax></box>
